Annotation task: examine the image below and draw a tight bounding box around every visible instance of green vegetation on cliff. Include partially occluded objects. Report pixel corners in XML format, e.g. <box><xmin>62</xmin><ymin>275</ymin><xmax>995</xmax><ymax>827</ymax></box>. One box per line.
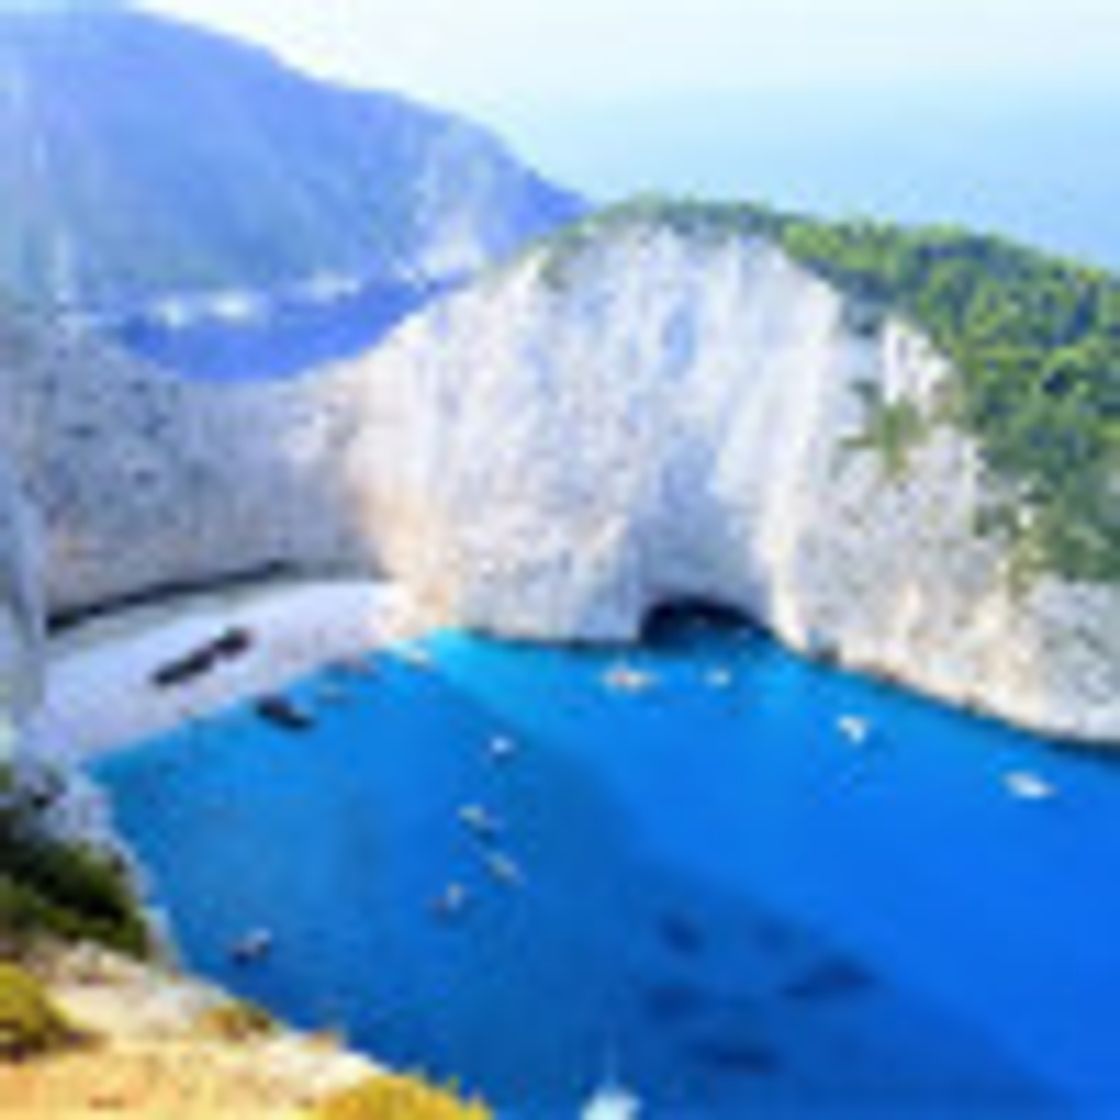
<box><xmin>538</xmin><ymin>198</ymin><xmax>1120</xmax><ymax>584</ymax></box>
<box><xmin>314</xmin><ymin>1074</ymin><xmax>492</xmax><ymax>1120</ymax></box>
<box><xmin>0</xmin><ymin>962</ymin><xmax>79</xmax><ymax>1060</ymax></box>
<box><xmin>0</xmin><ymin>769</ymin><xmax>148</xmax><ymax>957</ymax></box>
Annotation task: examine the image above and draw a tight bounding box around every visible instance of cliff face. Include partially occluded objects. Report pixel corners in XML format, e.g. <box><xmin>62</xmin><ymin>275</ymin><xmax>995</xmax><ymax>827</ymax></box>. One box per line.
<box><xmin>0</xmin><ymin>453</ymin><xmax>41</xmax><ymax>723</ymax></box>
<box><xmin>0</xmin><ymin>306</ymin><xmax>382</xmax><ymax>618</ymax></box>
<box><xmin>2</xmin><ymin>222</ymin><xmax>1117</xmax><ymax>742</ymax></box>
<box><xmin>329</xmin><ymin>223</ymin><xmax>1119</xmax><ymax>741</ymax></box>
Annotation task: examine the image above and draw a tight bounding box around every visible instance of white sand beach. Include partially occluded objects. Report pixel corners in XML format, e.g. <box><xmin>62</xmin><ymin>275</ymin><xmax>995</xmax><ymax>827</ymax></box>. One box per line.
<box><xmin>24</xmin><ymin>579</ymin><xmax>420</xmax><ymax>766</ymax></box>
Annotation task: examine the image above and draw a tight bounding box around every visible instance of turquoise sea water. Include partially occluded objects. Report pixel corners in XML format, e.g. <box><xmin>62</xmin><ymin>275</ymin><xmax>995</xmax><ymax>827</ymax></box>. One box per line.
<box><xmin>92</xmin><ymin>622</ymin><xmax>1120</xmax><ymax>1118</ymax></box>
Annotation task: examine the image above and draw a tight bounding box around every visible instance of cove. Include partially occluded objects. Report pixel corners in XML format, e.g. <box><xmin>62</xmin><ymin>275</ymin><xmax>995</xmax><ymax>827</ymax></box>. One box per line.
<box><xmin>90</xmin><ymin>621</ymin><xmax>1120</xmax><ymax>1118</ymax></box>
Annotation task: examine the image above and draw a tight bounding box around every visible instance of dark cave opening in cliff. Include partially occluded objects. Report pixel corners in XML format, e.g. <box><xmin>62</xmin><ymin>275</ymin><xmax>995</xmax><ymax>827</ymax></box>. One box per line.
<box><xmin>640</xmin><ymin>598</ymin><xmax>754</xmax><ymax>647</ymax></box>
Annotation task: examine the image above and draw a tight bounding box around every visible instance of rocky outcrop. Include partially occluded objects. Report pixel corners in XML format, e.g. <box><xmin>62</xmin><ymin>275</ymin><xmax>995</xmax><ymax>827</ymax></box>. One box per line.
<box><xmin>0</xmin><ymin>307</ymin><xmax>384</xmax><ymax>617</ymax></box>
<box><xmin>0</xmin><ymin>451</ymin><xmax>41</xmax><ymax>723</ymax></box>
<box><xmin>2</xmin><ymin>220</ymin><xmax>1117</xmax><ymax>743</ymax></box>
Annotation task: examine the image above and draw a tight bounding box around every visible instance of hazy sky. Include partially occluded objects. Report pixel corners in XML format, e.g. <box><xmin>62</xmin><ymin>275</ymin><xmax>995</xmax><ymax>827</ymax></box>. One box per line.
<box><xmin>144</xmin><ymin>0</ymin><xmax>1120</xmax><ymax>110</ymax></box>
<box><xmin>137</xmin><ymin>0</ymin><xmax>1120</xmax><ymax>263</ymax></box>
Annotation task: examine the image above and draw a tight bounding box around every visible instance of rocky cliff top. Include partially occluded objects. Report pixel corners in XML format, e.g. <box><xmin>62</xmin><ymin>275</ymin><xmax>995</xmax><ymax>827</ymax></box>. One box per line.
<box><xmin>528</xmin><ymin>199</ymin><xmax>1120</xmax><ymax>589</ymax></box>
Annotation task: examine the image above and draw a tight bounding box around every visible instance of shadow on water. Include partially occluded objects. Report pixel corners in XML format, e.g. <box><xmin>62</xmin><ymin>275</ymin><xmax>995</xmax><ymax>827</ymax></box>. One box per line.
<box><xmin>93</xmin><ymin>645</ymin><xmax>1062</xmax><ymax>1120</ymax></box>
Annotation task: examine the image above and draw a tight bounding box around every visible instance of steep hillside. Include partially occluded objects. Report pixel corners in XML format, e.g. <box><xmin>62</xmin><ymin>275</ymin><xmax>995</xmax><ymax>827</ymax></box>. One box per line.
<box><xmin>0</xmin><ymin>3</ymin><xmax>580</xmax><ymax>320</ymax></box>
<box><xmin>0</xmin><ymin>453</ymin><xmax>39</xmax><ymax>722</ymax></box>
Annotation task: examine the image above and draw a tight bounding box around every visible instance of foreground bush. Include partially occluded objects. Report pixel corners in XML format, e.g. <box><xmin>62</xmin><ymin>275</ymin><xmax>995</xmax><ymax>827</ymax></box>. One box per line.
<box><xmin>0</xmin><ymin>768</ymin><xmax>149</xmax><ymax>957</ymax></box>
<box><xmin>0</xmin><ymin>962</ymin><xmax>80</xmax><ymax>1060</ymax></box>
<box><xmin>313</xmin><ymin>1073</ymin><xmax>492</xmax><ymax>1120</ymax></box>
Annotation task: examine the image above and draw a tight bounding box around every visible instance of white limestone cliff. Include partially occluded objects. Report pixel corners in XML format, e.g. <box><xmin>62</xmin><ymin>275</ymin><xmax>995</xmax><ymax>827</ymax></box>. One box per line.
<box><xmin>332</xmin><ymin>223</ymin><xmax>1120</xmax><ymax>742</ymax></box>
<box><xmin>0</xmin><ymin>310</ymin><xmax>380</xmax><ymax>617</ymax></box>
<box><xmin>1</xmin><ymin>221</ymin><xmax>1117</xmax><ymax>743</ymax></box>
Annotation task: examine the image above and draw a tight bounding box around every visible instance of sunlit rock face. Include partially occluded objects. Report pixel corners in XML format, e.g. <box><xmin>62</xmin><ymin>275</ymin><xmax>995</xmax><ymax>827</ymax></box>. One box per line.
<box><xmin>0</xmin><ymin>307</ymin><xmax>382</xmax><ymax>618</ymax></box>
<box><xmin>330</xmin><ymin>223</ymin><xmax>1119</xmax><ymax>741</ymax></box>
<box><xmin>1</xmin><ymin>221</ymin><xmax>1117</xmax><ymax>742</ymax></box>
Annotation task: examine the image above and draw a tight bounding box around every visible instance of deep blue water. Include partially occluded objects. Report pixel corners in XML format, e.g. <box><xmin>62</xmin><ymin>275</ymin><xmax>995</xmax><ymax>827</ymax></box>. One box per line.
<box><xmin>92</xmin><ymin>623</ymin><xmax>1120</xmax><ymax>1118</ymax></box>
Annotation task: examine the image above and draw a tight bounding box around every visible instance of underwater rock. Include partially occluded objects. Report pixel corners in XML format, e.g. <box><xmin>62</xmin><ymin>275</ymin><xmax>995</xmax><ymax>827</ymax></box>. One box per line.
<box><xmin>642</xmin><ymin>981</ymin><xmax>708</xmax><ymax>1022</ymax></box>
<box><xmin>782</xmin><ymin>955</ymin><xmax>876</xmax><ymax>1002</ymax></box>
<box><xmin>659</xmin><ymin>914</ymin><xmax>705</xmax><ymax>956</ymax></box>
<box><xmin>688</xmin><ymin>1037</ymin><xmax>783</xmax><ymax>1076</ymax></box>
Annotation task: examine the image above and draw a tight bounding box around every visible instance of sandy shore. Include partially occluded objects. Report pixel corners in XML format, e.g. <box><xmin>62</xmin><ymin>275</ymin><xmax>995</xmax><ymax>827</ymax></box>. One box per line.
<box><xmin>24</xmin><ymin>578</ymin><xmax>420</xmax><ymax>767</ymax></box>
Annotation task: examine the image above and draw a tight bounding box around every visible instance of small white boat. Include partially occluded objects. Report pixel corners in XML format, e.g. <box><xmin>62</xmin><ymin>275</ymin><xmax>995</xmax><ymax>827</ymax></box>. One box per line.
<box><xmin>1003</xmin><ymin>770</ymin><xmax>1058</xmax><ymax>802</ymax></box>
<box><xmin>430</xmin><ymin>882</ymin><xmax>470</xmax><ymax>920</ymax></box>
<box><xmin>483</xmin><ymin>851</ymin><xmax>525</xmax><ymax>888</ymax></box>
<box><xmin>603</xmin><ymin>663</ymin><xmax>655</xmax><ymax>694</ymax></box>
<box><xmin>838</xmin><ymin>715</ymin><xmax>871</xmax><ymax>746</ymax></box>
<box><xmin>706</xmin><ymin>667</ymin><xmax>734</xmax><ymax>689</ymax></box>
<box><xmin>210</xmin><ymin>288</ymin><xmax>266</xmax><ymax>324</ymax></box>
<box><xmin>582</xmin><ymin>1083</ymin><xmax>641</xmax><ymax>1120</ymax></box>
<box><xmin>458</xmin><ymin>803</ymin><xmax>503</xmax><ymax>839</ymax></box>
<box><xmin>488</xmin><ymin>735</ymin><xmax>519</xmax><ymax>762</ymax></box>
<box><xmin>394</xmin><ymin>643</ymin><xmax>434</xmax><ymax>669</ymax></box>
<box><xmin>230</xmin><ymin>927</ymin><xmax>274</xmax><ymax>964</ymax></box>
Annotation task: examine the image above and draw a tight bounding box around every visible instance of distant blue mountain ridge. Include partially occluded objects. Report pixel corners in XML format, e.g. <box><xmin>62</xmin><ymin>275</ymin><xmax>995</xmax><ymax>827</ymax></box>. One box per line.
<box><xmin>0</xmin><ymin>1</ymin><xmax>583</xmax><ymax>373</ymax></box>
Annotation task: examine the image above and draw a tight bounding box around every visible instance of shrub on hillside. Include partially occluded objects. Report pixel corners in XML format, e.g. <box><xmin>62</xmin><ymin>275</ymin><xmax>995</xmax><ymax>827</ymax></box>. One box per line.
<box><xmin>0</xmin><ymin>962</ymin><xmax>82</xmax><ymax>1061</ymax></box>
<box><xmin>0</xmin><ymin>767</ymin><xmax>148</xmax><ymax>957</ymax></box>
<box><xmin>313</xmin><ymin>1073</ymin><xmax>492</xmax><ymax>1120</ymax></box>
<box><xmin>195</xmin><ymin>998</ymin><xmax>276</xmax><ymax>1043</ymax></box>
